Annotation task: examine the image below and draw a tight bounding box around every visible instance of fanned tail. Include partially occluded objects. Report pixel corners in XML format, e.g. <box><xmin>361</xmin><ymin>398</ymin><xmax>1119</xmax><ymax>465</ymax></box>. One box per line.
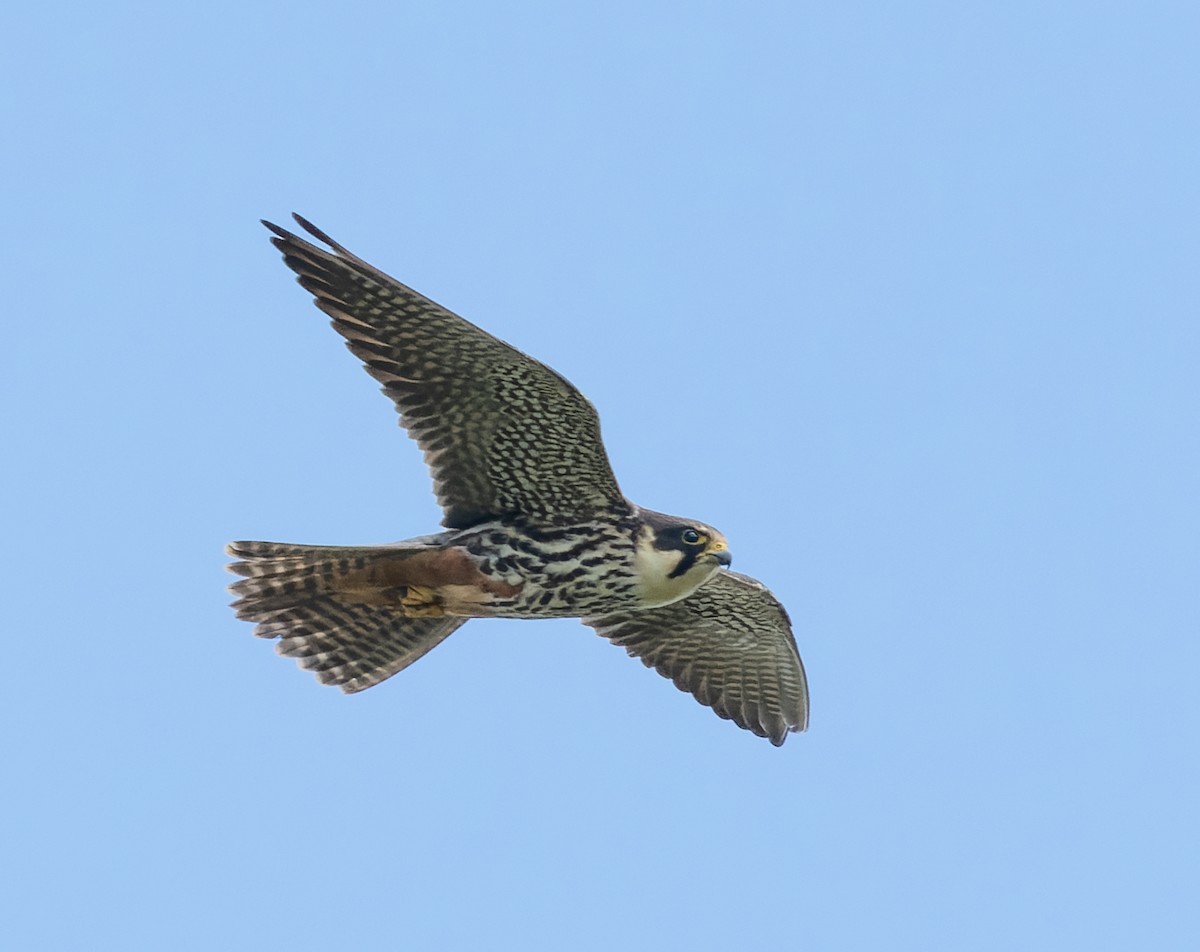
<box><xmin>226</xmin><ymin>540</ymin><xmax>467</xmax><ymax>692</ymax></box>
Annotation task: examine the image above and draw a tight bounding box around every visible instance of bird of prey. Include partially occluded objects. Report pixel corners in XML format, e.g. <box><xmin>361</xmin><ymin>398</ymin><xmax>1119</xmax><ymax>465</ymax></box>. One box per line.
<box><xmin>227</xmin><ymin>215</ymin><xmax>809</xmax><ymax>744</ymax></box>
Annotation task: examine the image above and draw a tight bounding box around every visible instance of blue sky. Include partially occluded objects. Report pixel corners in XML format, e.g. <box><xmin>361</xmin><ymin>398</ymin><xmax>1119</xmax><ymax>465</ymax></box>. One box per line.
<box><xmin>4</xmin><ymin>2</ymin><xmax>1197</xmax><ymax>949</ymax></box>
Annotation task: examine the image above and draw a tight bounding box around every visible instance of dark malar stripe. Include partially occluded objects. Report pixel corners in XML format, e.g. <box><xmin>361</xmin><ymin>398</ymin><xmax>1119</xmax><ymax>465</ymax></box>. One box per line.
<box><xmin>667</xmin><ymin>549</ymin><xmax>701</xmax><ymax>579</ymax></box>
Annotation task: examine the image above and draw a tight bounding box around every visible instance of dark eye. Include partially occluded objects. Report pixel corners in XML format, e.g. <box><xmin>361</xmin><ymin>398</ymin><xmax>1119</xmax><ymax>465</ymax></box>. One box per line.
<box><xmin>681</xmin><ymin>528</ymin><xmax>705</xmax><ymax>546</ymax></box>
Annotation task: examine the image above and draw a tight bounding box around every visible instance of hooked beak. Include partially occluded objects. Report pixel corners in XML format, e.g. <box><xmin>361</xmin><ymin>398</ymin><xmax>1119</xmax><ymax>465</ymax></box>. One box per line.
<box><xmin>711</xmin><ymin>548</ymin><xmax>733</xmax><ymax>567</ymax></box>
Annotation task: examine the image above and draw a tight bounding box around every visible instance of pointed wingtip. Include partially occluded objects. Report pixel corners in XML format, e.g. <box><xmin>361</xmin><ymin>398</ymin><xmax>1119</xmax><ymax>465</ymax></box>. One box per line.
<box><xmin>261</xmin><ymin>218</ymin><xmax>291</xmax><ymax>240</ymax></box>
<box><xmin>261</xmin><ymin>215</ymin><xmax>325</xmax><ymax>245</ymax></box>
<box><xmin>289</xmin><ymin>213</ymin><xmax>346</xmax><ymax>253</ymax></box>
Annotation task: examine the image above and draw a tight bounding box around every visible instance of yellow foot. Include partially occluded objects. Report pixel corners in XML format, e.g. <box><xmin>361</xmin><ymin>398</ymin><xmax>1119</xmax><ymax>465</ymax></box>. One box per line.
<box><xmin>400</xmin><ymin>585</ymin><xmax>445</xmax><ymax>618</ymax></box>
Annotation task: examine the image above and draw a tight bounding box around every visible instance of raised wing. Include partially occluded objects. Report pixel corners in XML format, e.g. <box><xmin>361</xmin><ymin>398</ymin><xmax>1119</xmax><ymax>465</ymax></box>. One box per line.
<box><xmin>263</xmin><ymin>215</ymin><xmax>627</xmax><ymax>528</ymax></box>
<box><xmin>584</xmin><ymin>570</ymin><xmax>809</xmax><ymax>745</ymax></box>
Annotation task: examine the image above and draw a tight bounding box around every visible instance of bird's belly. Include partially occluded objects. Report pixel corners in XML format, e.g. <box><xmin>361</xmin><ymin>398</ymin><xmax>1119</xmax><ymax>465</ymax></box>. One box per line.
<box><xmin>461</xmin><ymin>571</ymin><xmax>638</xmax><ymax>619</ymax></box>
<box><xmin>448</xmin><ymin>519</ymin><xmax>642</xmax><ymax>618</ymax></box>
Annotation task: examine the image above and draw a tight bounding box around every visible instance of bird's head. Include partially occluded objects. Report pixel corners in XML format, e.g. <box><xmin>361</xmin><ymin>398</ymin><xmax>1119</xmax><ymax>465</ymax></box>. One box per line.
<box><xmin>633</xmin><ymin>509</ymin><xmax>732</xmax><ymax>607</ymax></box>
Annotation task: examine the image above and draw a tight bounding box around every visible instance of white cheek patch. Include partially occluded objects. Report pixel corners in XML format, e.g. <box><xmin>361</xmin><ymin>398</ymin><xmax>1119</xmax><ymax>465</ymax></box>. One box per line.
<box><xmin>631</xmin><ymin>535</ymin><xmax>716</xmax><ymax>608</ymax></box>
<box><xmin>635</xmin><ymin>543</ymin><xmax>684</xmax><ymax>578</ymax></box>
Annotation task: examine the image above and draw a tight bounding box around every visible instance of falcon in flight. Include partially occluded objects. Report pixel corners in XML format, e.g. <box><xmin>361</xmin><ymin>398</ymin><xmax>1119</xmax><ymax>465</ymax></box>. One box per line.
<box><xmin>227</xmin><ymin>215</ymin><xmax>809</xmax><ymax>744</ymax></box>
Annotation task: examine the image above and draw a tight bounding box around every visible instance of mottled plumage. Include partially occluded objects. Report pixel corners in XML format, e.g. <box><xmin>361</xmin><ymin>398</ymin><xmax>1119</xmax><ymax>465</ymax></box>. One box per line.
<box><xmin>585</xmin><ymin>571</ymin><xmax>808</xmax><ymax>745</ymax></box>
<box><xmin>228</xmin><ymin>215</ymin><xmax>809</xmax><ymax>744</ymax></box>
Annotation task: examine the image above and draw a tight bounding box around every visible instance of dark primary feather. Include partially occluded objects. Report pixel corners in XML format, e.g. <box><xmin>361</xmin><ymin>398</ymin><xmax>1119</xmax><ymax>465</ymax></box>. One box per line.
<box><xmin>263</xmin><ymin>215</ymin><xmax>627</xmax><ymax>529</ymax></box>
<box><xmin>584</xmin><ymin>570</ymin><xmax>809</xmax><ymax>745</ymax></box>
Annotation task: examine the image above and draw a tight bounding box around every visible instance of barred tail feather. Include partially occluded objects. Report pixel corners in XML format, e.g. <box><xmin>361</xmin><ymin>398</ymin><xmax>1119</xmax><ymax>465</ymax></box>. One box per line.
<box><xmin>226</xmin><ymin>540</ymin><xmax>467</xmax><ymax>692</ymax></box>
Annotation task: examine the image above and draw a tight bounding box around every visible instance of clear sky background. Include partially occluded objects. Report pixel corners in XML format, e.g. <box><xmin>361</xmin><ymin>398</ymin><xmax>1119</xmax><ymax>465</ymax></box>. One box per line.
<box><xmin>3</xmin><ymin>2</ymin><xmax>1197</xmax><ymax>949</ymax></box>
